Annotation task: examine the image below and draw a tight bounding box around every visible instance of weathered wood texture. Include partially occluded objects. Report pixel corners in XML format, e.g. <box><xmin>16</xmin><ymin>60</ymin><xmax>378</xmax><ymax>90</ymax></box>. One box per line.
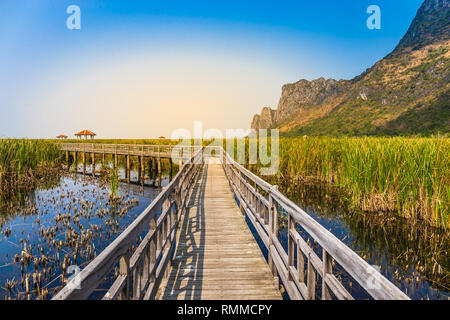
<box><xmin>53</xmin><ymin>144</ymin><xmax>409</xmax><ymax>301</ymax></box>
<box><xmin>158</xmin><ymin>164</ymin><xmax>282</xmax><ymax>300</ymax></box>
<box><xmin>52</xmin><ymin>149</ymin><xmax>203</xmax><ymax>300</ymax></box>
<box><xmin>222</xmin><ymin>150</ymin><xmax>410</xmax><ymax>300</ymax></box>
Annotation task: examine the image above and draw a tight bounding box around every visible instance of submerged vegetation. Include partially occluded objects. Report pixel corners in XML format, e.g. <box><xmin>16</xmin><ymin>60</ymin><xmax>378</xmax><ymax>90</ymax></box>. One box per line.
<box><xmin>0</xmin><ymin>139</ymin><xmax>62</xmax><ymax>200</ymax></box>
<box><xmin>249</xmin><ymin>136</ymin><xmax>449</xmax><ymax>229</ymax></box>
<box><xmin>0</xmin><ymin>175</ymin><xmax>149</xmax><ymax>300</ymax></box>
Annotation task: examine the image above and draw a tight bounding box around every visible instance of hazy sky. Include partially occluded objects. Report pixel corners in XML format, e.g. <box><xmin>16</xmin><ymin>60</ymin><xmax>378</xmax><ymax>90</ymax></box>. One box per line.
<box><xmin>0</xmin><ymin>0</ymin><xmax>423</xmax><ymax>139</ymax></box>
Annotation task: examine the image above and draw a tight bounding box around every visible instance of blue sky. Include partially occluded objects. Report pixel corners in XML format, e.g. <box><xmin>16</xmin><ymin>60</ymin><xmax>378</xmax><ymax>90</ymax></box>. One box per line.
<box><xmin>0</xmin><ymin>0</ymin><xmax>424</xmax><ymax>138</ymax></box>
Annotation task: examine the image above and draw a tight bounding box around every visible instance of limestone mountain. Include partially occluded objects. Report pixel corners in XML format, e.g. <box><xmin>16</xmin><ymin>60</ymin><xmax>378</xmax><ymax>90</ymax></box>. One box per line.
<box><xmin>251</xmin><ymin>0</ymin><xmax>450</xmax><ymax>135</ymax></box>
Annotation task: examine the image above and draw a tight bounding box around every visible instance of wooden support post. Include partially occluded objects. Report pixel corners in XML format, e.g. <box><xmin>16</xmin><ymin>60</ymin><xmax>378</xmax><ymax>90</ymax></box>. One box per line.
<box><xmin>157</xmin><ymin>157</ymin><xmax>162</xmax><ymax>187</ymax></box>
<box><xmin>82</xmin><ymin>152</ymin><xmax>86</xmax><ymax>175</ymax></box>
<box><xmin>102</xmin><ymin>153</ymin><xmax>105</xmax><ymax>166</ymax></box>
<box><xmin>74</xmin><ymin>151</ymin><xmax>77</xmax><ymax>172</ymax></box>
<box><xmin>66</xmin><ymin>151</ymin><xmax>69</xmax><ymax>170</ymax></box>
<box><xmin>169</xmin><ymin>158</ymin><xmax>173</xmax><ymax>181</ymax></box>
<box><xmin>140</xmin><ymin>156</ymin><xmax>144</xmax><ymax>186</ymax></box>
<box><xmin>147</xmin><ymin>158</ymin><xmax>153</xmax><ymax>177</ymax></box>
<box><xmin>126</xmin><ymin>155</ymin><xmax>130</xmax><ymax>183</ymax></box>
<box><xmin>91</xmin><ymin>153</ymin><xmax>95</xmax><ymax>176</ymax></box>
<box><xmin>114</xmin><ymin>154</ymin><xmax>118</xmax><ymax>169</ymax></box>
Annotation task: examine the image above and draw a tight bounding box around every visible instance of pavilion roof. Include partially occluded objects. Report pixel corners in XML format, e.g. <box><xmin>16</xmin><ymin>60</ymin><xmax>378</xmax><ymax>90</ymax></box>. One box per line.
<box><xmin>74</xmin><ymin>130</ymin><xmax>96</xmax><ymax>136</ymax></box>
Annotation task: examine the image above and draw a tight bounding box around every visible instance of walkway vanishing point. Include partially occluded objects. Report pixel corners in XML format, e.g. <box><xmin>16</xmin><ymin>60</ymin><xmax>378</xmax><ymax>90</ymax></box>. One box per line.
<box><xmin>54</xmin><ymin>144</ymin><xmax>409</xmax><ymax>300</ymax></box>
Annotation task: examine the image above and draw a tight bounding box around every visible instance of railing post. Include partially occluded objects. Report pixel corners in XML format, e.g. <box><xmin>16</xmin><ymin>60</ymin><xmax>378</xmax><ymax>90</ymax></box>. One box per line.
<box><xmin>119</xmin><ymin>250</ymin><xmax>130</xmax><ymax>300</ymax></box>
<box><xmin>133</xmin><ymin>258</ymin><xmax>142</xmax><ymax>299</ymax></box>
<box><xmin>268</xmin><ymin>193</ymin><xmax>275</xmax><ymax>276</ymax></box>
<box><xmin>164</xmin><ymin>197</ymin><xmax>172</xmax><ymax>276</ymax></box>
<box><xmin>272</xmin><ymin>186</ymin><xmax>279</xmax><ymax>232</ymax></box>
<box><xmin>149</xmin><ymin>217</ymin><xmax>157</xmax><ymax>284</ymax></box>
<box><xmin>307</xmin><ymin>253</ymin><xmax>316</xmax><ymax>300</ymax></box>
<box><xmin>142</xmin><ymin>242</ymin><xmax>150</xmax><ymax>290</ymax></box>
<box><xmin>288</xmin><ymin>214</ymin><xmax>294</xmax><ymax>281</ymax></box>
<box><xmin>297</xmin><ymin>239</ymin><xmax>305</xmax><ymax>284</ymax></box>
<box><xmin>322</xmin><ymin>249</ymin><xmax>332</xmax><ymax>300</ymax></box>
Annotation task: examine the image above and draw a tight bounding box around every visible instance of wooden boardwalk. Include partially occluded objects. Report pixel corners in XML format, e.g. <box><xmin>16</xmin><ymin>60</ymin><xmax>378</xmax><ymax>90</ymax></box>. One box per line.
<box><xmin>54</xmin><ymin>145</ymin><xmax>409</xmax><ymax>301</ymax></box>
<box><xmin>157</xmin><ymin>163</ymin><xmax>282</xmax><ymax>300</ymax></box>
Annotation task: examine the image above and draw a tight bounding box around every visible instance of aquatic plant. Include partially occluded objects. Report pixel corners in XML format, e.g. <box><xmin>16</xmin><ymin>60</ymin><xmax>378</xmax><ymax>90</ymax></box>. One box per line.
<box><xmin>240</xmin><ymin>136</ymin><xmax>449</xmax><ymax>228</ymax></box>
<box><xmin>0</xmin><ymin>139</ymin><xmax>62</xmax><ymax>195</ymax></box>
<box><xmin>110</xmin><ymin>168</ymin><xmax>119</xmax><ymax>199</ymax></box>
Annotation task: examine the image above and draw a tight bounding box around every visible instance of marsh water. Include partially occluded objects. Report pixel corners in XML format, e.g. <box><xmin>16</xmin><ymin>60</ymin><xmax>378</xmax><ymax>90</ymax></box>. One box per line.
<box><xmin>247</xmin><ymin>180</ymin><xmax>449</xmax><ymax>300</ymax></box>
<box><xmin>0</xmin><ymin>162</ymin><xmax>448</xmax><ymax>300</ymax></box>
<box><xmin>0</xmin><ymin>161</ymin><xmax>173</xmax><ymax>300</ymax></box>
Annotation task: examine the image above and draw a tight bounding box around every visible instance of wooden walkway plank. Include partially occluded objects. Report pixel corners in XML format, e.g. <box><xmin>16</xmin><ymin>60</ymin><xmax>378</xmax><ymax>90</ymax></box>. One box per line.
<box><xmin>157</xmin><ymin>164</ymin><xmax>282</xmax><ymax>300</ymax></box>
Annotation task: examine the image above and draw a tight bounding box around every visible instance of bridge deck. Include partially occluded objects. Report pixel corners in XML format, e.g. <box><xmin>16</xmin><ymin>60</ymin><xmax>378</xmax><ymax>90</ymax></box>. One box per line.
<box><xmin>157</xmin><ymin>163</ymin><xmax>282</xmax><ymax>300</ymax></box>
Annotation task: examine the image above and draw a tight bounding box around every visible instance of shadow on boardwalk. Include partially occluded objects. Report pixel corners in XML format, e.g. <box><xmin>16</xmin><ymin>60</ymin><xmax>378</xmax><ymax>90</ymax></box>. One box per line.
<box><xmin>159</xmin><ymin>164</ymin><xmax>281</xmax><ymax>300</ymax></box>
<box><xmin>160</xmin><ymin>165</ymin><xmax>208</xmax><ymax>299</ymax></box>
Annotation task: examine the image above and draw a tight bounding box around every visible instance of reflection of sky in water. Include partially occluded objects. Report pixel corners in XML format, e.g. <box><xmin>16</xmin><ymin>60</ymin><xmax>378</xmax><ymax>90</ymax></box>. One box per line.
<box><xmin>1</xmin><ymin>168</ymin><xmax>447</xmax><ymax>300</ymax></box>
<box><xmin>297</xmin><ymin>200</ymin><xmax>448</xmax><ymax>300</ymax></box>
<box><xmin>0</xmin><ymin>173</ymin><xmax>166</xmax><ymax>299</ymax></box>
<box><xmin>71</xmin><ymin>161</ymin><xmax>174</xmax><ymax>188</ymax></box>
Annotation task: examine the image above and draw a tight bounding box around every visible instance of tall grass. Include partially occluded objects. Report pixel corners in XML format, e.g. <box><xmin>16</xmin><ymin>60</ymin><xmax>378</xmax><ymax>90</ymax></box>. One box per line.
<box><xmin>110</xmin><ymin>168</ymin><xmax>119</xmax><ymax>199</ymax></box>
<box><xmin>252</xmin><ymin>137</ymin><xmax>449</xmax><ymax>228</ymax></box>
<box><xmin>0</xmin><ymin>139</ymin><xmax>62</xmax><ymax>193</ymax></box>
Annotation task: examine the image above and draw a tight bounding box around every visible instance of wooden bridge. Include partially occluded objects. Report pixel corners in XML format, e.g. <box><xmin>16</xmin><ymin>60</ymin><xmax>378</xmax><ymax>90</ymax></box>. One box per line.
<box><xmin>54</xmin><ymin>144</ymin><xmax>409</xmax><ymax>300</ymax></box>
<box><xmin>60</xmin><ymin>143</ymin><xmax>195</xmax><ymax>186</ymax></box>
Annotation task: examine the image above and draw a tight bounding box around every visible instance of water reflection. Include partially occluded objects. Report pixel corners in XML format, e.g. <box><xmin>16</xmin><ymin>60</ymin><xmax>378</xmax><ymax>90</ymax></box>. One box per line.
<box><xmin>0</xmin><ymin>171</ymin><xmax>170</xmax><ymax>300</ymax></box>
<box><xmin>278</xmin><ymin>181</ymin><xmax>449</xmax><ymax>300</ymax></box>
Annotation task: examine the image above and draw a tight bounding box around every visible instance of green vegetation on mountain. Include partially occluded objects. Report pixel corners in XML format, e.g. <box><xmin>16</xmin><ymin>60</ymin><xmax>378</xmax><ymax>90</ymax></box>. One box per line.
<box><xmin>251</xmin><ymin>0</ymin><xmax>450</xmax><ymax>136</ymax></box>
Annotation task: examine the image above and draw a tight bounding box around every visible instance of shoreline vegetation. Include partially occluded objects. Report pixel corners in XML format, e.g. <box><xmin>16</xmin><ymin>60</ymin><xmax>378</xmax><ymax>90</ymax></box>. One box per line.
<box><xmin>248</xmin><ymin>136</ymin><xmax>449</xmax><ymax>229</ymax></box>
<box><xmin>0</xmin><ymin>139</ymin><xmax>62</xmax><ymax>204</ymax></box>
<box><xmin>2</xmin><ymin>137</ymin><xmax>448</xmax><ymax>229</ymax></box>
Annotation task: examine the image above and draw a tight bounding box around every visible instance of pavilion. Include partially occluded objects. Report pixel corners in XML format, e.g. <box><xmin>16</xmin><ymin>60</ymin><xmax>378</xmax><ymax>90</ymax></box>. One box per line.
<box><xmin>74</xmin><ymin>130</ymin><xmax>96</xmax><ymax>139</ymax></box>
<box><xmin>56</xmin><ymin>134</ymin><xmax>68</xmax><ymax>139</ymax></box>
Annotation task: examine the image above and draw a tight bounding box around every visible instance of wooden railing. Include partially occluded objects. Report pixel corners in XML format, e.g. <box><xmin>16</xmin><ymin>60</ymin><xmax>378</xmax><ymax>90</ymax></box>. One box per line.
<box><xmin>221</xmin><ymin>149</ymin><xmax>410</xmax><ymax>300</ymax></box>
<box><xmin>53</xmin><ymin>148</ymin><xmax>203</xmax><ymax>300</ymax></box>
<box><xmin>60</xmin><ymin>143</ymin><xmax>191</xmax><ymax>158</ymax></box>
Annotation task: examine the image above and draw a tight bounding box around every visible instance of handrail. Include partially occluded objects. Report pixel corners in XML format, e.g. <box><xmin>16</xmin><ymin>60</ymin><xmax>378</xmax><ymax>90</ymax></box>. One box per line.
<box><xmin>53</xmin><ymin>147</ymin><xmax>203</xmax><ymax>300</ymax></box>
<box><xmin>221</xmin><ymin>148</ymin><xmax>409</xmax><ymax>300</ymax></box>
<box><xmin>59</xmin><ymin>143</ymin><xmax>201</xmax><ymax>160</ymax></box>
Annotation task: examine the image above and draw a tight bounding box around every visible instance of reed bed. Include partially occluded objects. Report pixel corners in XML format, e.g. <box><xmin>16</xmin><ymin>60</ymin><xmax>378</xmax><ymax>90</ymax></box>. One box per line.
<box><xmin>250</xmin><ymin>137</ymin><xmax>449</xmax><ymax>228</ymax></box>
<box><xmin>0</xmin><ymin>139</ymin><xmax>62</xmax><ymax>195</ymax></box>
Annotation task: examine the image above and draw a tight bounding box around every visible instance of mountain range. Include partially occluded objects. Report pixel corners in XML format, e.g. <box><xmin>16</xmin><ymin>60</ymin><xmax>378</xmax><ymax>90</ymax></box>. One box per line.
<box><xmin>251</xmin><ymin>0</ymin><xmax>449</xmax><ymax>136</ymax></box>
